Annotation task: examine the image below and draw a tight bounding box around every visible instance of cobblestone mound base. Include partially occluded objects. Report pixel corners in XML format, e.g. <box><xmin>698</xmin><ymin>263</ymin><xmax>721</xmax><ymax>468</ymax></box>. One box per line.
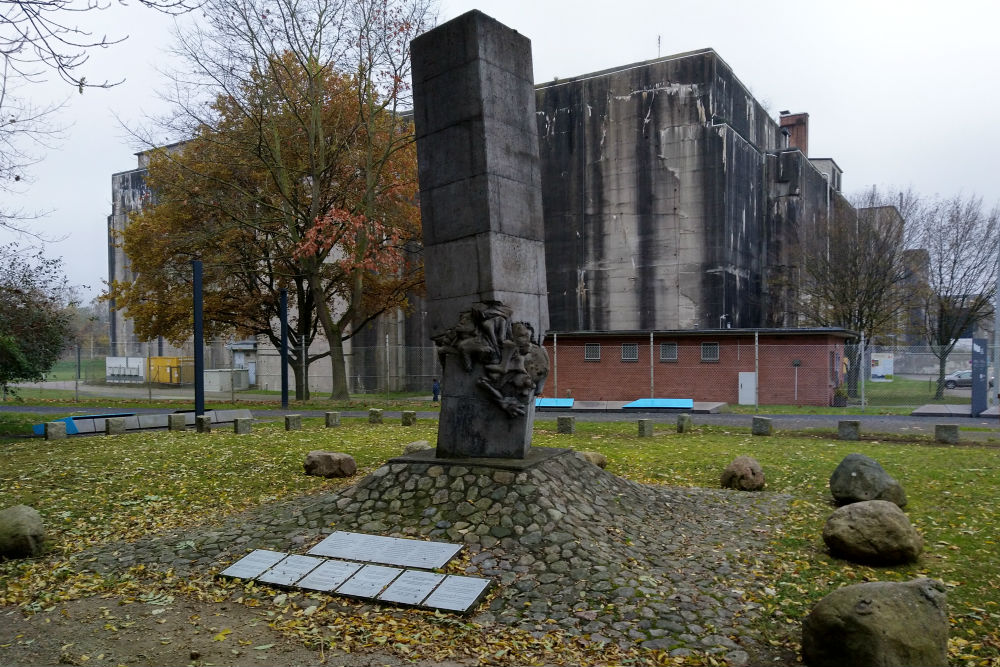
<box><xmin>83</xmin><ymin>450</ymin><xmax>786</xmax><ymax>660</ymax></box>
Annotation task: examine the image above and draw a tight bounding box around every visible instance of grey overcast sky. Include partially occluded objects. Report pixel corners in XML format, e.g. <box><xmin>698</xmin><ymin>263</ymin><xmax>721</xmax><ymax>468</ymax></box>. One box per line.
<box><xmin>2</xmin><ymin>0</ymin><xmax>998</xmax><ymax>300</ymax></box>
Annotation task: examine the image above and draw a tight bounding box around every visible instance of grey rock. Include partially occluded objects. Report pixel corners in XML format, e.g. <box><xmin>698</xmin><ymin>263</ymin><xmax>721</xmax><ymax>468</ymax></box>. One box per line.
<box><xmin>802</xmin><ymin>578</ymin><xmax>948</xmax><ymax>667</ymax></box>
<box><xmin>720</xmin><ymin>456</ymin><xmax>765</xmax><ymax>491</ymax></box>
<box><xmin>0</xmin><ymin>504</ymin><xmax>45</xmax><ymax>558</ymax></box>
<box><xmin>751</xmin><ymin>416</ymin><xmax>772</xmax><ymax>436</ymax></box>
<box><xmin>580</xmin><ymin>451</ymin><xmax>607</xmax><ymax>468</ymax></box>
<box><xmin>823</xmin><ymin>500</ymin><xmax>922</xmax><ymax>564</ymax></box>
<box><xmin>403</xmin><ymin>440</ymin><xmax>433</xmax><ymax>454</ymax></box>
<box><xmin>830</xmin><ymin>453</ymin><xmax>907</xmax><ymax>507</ymax></box>
<box><xmin>303</xmin><ymin>451</ymin><xmax>357</xmax><ymax>478</ymax></box>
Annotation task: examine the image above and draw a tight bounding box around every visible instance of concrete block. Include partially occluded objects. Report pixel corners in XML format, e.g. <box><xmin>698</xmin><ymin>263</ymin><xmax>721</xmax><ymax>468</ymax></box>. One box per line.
<box><xmin>325</xmin><ymin>411</ymin><xmax>341</xmax><ymax>428</ymax></box>
<box><xmin>285</xmin><ymin>414</ymin><xmax>302</xmax><ymax>431</ymax></box>
<box><xmin>677</xmin><ymin>413</ymin><xmax>693</xmax><ymax>433</ymax></box>
<box><xmin>368</xmin><ymin>409</ymin><xmax>383</xmax><ymax>424</ymax></box>
<box><xmin>195</xmin><ymin>415</ymin><xmax>212</xmax><ymax>433</ymax></box>
<box><xmin>44</xmin><ymin>421</ymin><xmax>67</xmax><ymax>441</ymax></box>
<box><xmin>557</xmin><ymin>416</ymin><xmax>575</xmax><ymax>434</ymax></box>
<box><xmin>751</xmin><ymin>416</ymin><xmax>773</xmax><ymax>436</ymax></box>
<box><xmin>167</xmin><ymin>414</ymin><xmax>186</xmax><ymax>432</ymax></box>
<box><xmin>401</xmin><ymin>411</ymin><xmax>417</xmax><ymax>426</ymax></box>
<box><xmin>105</xmin><ymin>417</ymin><xmax>126</xmax><ymax>436</ymax></box>
<box><xmin>838</xmin><ymin>420</ymin><xmax>861</xmax><ymax>441</ymax></box>
<box><xmin>935</xmin><ymin>424</ymin><xmax>959</xmax><ymax>444</ymax></box>
<box><xmin>637</xmin><ymin>419</ymin><xmax>653</xmax><ymax>438</ymax></box>
<box><xmin>233</xmin><ymin>417</ymin><xmax>252</xmax><ymax>435</ymax></box>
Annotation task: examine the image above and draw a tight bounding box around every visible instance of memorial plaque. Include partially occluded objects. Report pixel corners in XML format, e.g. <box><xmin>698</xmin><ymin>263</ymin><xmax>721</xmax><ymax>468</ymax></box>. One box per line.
<box><xmin>308</xmin><ymin>531</ymin><xmax>462</xmax><ymax>569</ymax></box>
<box><xmin>377</xmin><ymin>570</ymin><xmax>445</xmax><ymax>606</ymax></box>
<box><xmin>335</xmin><ymin>564</ymin><xmax>402</xmax><ymax>598</ymax></box>
<box><xmin>257</xmin><ymin>554</ymin><xmax>324</xmax><ymax>587</ymax></box>
<box><xmin>421</xmin><ymin>575</ymin><xmax>492</xmax><ymax>613</ymax></box>
<box><xmin>296</xmin><ymin>559</ymin><xmax>362</xmax><ymax>592</ymax></box>
<box><xmin>220</xmin><ymin>549</ymin><xmax>287</xmax><ymax>579</ymax></box>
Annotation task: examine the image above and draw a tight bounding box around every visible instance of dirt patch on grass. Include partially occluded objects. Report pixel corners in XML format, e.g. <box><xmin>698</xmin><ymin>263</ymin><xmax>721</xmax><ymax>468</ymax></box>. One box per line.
<box><xmin>0</xmin><ymin>594</ymin><xmax>463</xmax><ymax>667</ymax></box>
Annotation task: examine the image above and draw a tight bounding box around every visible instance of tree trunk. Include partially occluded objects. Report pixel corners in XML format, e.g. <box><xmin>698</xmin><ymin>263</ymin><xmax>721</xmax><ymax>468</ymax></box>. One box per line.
<box><xmin>935</xmin><ymin>354</ymin><xmax>948</xmax><ymax>400</ymax></box>
<box><xmin>307</xmin><ymin>273</ymin><xmax>350</xmax><ymax>400</ymax></box>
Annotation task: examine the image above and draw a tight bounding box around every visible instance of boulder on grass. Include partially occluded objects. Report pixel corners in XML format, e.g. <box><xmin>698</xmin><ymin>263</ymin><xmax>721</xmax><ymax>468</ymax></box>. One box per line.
<box><xmin>829</xmin><ymin>453</ymin><xmax>907</xmax><ymax>507</ymax></box>
<box><xmin>823</xmin><ymin>500</ymin><xmax>922</xmax><ymax>565</ymax></box>
<box><xmin>403</xmin><ymin>440</ymin><xmax>433</xmax><ymax>454</ymax></box>
<box><xmin>580</xmin><ymin>451</ymin><xmax>607</xmax><ymax>468</ymax></box>
<box><xmin>0</xmin><ymin>504</ymin><xmax>45</xmax><ymax>558</ymax></box>
<box><xmin>802</xmin><ymin>578</ymin><xmax>948</xmax><ymax>667</ymax></box>
<box><xmin>720</xmin><ymin>456</ymin><xmax>765</xmax><ymax>491</ymax></box>
<box><xmin>304</xmin><ymin>451</ymin><xmax>357</xmax><ymax>478</ymax></box>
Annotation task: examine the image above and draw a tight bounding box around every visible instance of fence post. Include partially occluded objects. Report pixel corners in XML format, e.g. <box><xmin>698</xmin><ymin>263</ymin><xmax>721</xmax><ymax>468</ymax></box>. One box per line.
<box><xmin>230</xmin><ymin>343</ymin><xmax>235</xmax><ymax>404</ymax></box>
<box><xmin>754</xmin><ymin>330</ymin><xmax>759</xmax><ymax>412</ymax></box>
<box><xmin>860</xmin><ymin>331</ymin><xmax>866</xmax><ymax>411</ymax></box>
<box><xmin>147</xmin><ymin>343</ymin><xmax>152</xmax><ymax>402</ymax></box>
<box><xmin>553</xmin><ymin>332</ymin><xmax>558</xmax><ymax>398</ymax></box>
<box><xmin>649</xmin><ymin>331</ymin><xmax>654</xmax><ymax>398</ymax></box>
<box><xmin>75</xmin><ymin>343</ymin><xmax>81</xmax><ymax>402</ymax></box>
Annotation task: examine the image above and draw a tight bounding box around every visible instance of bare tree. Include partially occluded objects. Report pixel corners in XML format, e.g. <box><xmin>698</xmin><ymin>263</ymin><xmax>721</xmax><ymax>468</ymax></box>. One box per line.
<box><xmin>909</xmin><ymin>193</ymin><xmax>999</xmax><ymax>397</ymax></box>
<box><xmin>798</xmin><ymin>186</ymin><xmax>919</xmax><ymax>395</ymax></box>
<box><xmin>0</xmin><ymin>0</ymin><xmax>200</xmax><ymax>232</ymax></box>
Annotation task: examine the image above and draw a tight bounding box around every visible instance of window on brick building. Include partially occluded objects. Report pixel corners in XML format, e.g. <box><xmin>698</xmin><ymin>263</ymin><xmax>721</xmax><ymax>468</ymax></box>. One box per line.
<box><xmin>584</xmin><ymin>343</ymin><xmax>601</xmax><ymax>361</ymax></box>
<box><xmin>701</xmin><ymin>342</ymin><xmax>720</xmax><ymax>362</ymax></box>
<box><xmin>659</xmin><ymin>342</ymin><xmax>678</xmax><ymax>361</ymax></box>
<box><xmin>621</xmin><ymin>343</ymin><xmax>639</xmax><ymax>361</ymax></box>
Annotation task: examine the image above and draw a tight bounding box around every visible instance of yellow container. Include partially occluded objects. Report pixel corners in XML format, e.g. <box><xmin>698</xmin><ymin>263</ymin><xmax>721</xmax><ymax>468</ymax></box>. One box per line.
<box><xmin>147</xmin><ymin>357</ymin><xmax>195</xmax><ymax>384</ymax></box>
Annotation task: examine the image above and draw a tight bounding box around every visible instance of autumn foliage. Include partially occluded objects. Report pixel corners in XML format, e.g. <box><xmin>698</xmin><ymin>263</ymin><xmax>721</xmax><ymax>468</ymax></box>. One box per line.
<box><xmin>108</xmin><ymin>46</ymin><xmax>424</xmax><ymax>397</ymax></box>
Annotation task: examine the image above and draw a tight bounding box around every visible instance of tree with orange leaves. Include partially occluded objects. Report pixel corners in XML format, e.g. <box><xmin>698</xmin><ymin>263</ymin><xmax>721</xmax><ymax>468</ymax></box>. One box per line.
<box><xmin>109</xmin><ymin>0</ymin><xmax>432</xmax><ymax>399</ymax></box>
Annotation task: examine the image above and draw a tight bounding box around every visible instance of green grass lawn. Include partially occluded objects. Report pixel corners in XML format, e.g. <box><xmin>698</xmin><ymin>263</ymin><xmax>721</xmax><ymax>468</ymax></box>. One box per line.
<box><xmin>1</xmin><ymin>417</ymin><xmax>997</xmax><ymax>664</ymax></box>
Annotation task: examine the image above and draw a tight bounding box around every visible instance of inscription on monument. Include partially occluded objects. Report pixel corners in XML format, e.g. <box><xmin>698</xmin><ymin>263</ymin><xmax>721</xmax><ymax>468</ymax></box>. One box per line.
<box><xmin>296</xmin><ymin>559</ymin><xmax>362</xmax><ymax>592</ymax></box>
<box><xmin>307</xmin><ymin>531</ymin><xmax>462</xmax><ymax>569</ymax></box>
<box><xmin>377</xmin><ymin>570</ymin><xmax>446</xmax><ymax>606</ymax></box>
<box><xmin>219</xmin><ymin>547</ymin><xmax>492</xmax><ymax>614</ymax></box>
<box><xmin>219</xmin><ymin>549</ymin><xmax>286</xmax><ymax>579</ymax></box>
<box><xmin>335</xmin><ymin>564</ymin><xmax>403</xmax><ymax>598</ymax></box>
<box><xmin>257</xmin><ymin>554</ymin><xmax>323</xmax><ymax>587</ymax></box>
<box><xmin>421</xmin><ymin>574</ymin><xmax>493</xmax><ymax>612</ymax></box>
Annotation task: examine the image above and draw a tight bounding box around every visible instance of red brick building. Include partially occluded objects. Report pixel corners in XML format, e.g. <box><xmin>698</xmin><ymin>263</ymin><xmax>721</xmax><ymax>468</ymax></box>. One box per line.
<box><xmin>543</xmin><ymin>328</ymin><xmax>856</xmax><ymax>407</ymax></box>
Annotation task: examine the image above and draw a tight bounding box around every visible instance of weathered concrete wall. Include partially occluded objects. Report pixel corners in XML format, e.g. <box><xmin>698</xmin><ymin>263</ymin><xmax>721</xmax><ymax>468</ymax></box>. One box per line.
<box><xmin>536</xmin><ymin>49</ymin><xmax>784</xmax><ymax>332</ymax></box>
<box><xmin>108</xmin><ymin>168</ymin><xmax>150</xmax><ymax>352</ymax></box>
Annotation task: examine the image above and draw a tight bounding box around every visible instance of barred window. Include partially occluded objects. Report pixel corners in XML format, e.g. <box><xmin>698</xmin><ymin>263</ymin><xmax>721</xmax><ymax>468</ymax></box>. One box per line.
<box><xmin>659</xmin><ymin>342</ymin><xmax>678</xmax><ymax>362</ymax></box>
<box><xmin>584</xmin><ymin>343</ymin><xmax>601</xmax><ymax>361</ymax></box>
<box><xmin>701</xmin><ymin>342</ymin><xmax>720</xmax><ymax>362</ymax></box>
<box><xmin>621</xmin><ymin>343</ymin><xmax>639</xmax><ymax>361</ymax></box>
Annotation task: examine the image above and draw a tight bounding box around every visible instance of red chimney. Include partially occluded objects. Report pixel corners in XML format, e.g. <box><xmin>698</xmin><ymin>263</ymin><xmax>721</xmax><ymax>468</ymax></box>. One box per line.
<box><xmin>779</xmin><ymin>112</ymin><xmax>809</xmax><ymax>157</ymax></box>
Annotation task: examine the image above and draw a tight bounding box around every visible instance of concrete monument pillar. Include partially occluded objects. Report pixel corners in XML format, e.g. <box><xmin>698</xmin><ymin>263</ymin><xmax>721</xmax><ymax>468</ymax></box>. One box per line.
<box><xmin>412</xmin><ymin>11</ymin><xmax>549</xmax><ymax>459</ymax></box>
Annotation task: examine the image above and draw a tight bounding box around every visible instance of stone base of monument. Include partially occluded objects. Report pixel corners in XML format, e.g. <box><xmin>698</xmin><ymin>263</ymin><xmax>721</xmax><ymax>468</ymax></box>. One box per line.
<box><xmin>79</xmin><ymin>447</ymin><xmax>783</xmax><ymax>658</ymax></box>
<box><xmin>391</xmin><ymin>445</ymin><xmax>571</xmax><ymax>471</ymax></box>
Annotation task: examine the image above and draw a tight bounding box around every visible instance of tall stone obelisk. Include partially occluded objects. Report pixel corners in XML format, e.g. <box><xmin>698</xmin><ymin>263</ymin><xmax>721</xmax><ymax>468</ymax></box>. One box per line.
<box><xmin>411</xmin><ymin>11</ymin><xmax>549</xmax><ymax>459</ymax></box>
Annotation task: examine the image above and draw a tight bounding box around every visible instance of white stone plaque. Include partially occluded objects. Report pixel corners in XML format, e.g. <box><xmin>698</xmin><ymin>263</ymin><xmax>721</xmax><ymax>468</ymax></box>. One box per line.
<box><xmin>377</xmin><ymin>570</ymin><xmax>445</xmax><ymax>606</ymax></box>
<box><xmin>335</xmin><ymin>564</ymin><xmax>402</xmax><ymax>598</ymax></box>
<box><xmin>296</xmin><ymin>559</ymin><xmax>362</xmax><ymax>592</ymax></box>
<box><xmin>257</xmin><ymin>554</ymin><xmax>324</xmax><ymax>586</ymax></box>
<box><xmin>308</xmin><ymin>531</ymin><xmax>462</xmax><ymax>569</ymax></box>
<box><xmin>220</xmin><ymin>549</ymin><xmax>287</xmax><ymax>579</ymax></box>
<box><xmin>421</xmin><ymin>575</ymin><xmax>492</xmax><ymax>613</ymax></box>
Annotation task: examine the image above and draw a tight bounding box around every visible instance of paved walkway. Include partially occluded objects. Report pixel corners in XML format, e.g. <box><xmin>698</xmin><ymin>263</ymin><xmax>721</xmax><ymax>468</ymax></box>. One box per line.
<box><xmin>5</xmin><ymin>403</ymin><xmax>1000</xmax><ymax>441</ymax></box>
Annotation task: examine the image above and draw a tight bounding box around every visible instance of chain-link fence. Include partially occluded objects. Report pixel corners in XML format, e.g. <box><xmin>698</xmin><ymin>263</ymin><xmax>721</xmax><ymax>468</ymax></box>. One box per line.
<box><xmin>8</xmin><ymin>335</ymin><xmax>998</xmax><ymax>411</ymax></box>
<box><xmin>544</xmin><ymin>337</ymin><xmax>999</xmax><ymax>410</ymax></box>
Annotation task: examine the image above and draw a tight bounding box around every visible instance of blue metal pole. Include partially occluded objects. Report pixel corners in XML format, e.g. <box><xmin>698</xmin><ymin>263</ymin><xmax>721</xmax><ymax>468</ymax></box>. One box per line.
<box><xmin>192</xmin><ymin>260</ymin><xmax>205</xmax><ymax>416</ymax></box>
<box><xmin>280</xmin><ymin>288</ymin><xmax>289</xmax><ymax>409</ymax></box>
